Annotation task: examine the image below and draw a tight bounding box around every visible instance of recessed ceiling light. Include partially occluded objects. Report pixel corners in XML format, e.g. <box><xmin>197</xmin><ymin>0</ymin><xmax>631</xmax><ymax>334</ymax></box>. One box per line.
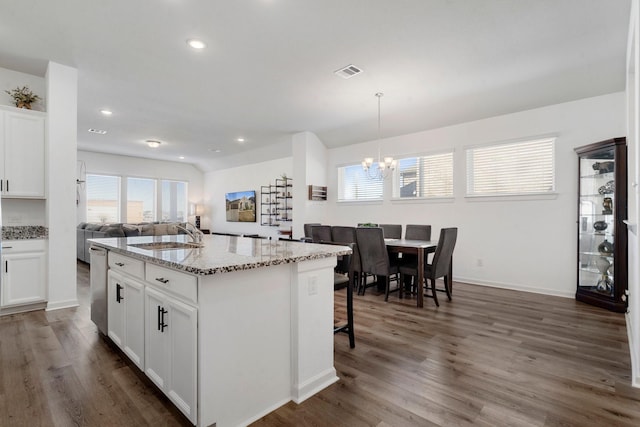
<box><xmin>236</xmin><ymin>138</ymin><xmax>245</xmax><ymax>143</ymax></box>
<box><xmin>208</xmin><ymin>148</ymin><xmax>222</xmax><ymax>153</ymax></box>
<box><xmin>100</xmin><ymin>109</ymin><xmax>113</xmax><ymax>116</ymax></box>
<box><xmin>88</xmin><ymin>128</ymin><xmax>107</xmax><ymax>134</ymax></box>
<box><xmin>146</xmin><ymin>139</ymin><xmax>162</xmax><ymax>148</ymax></box>
<box><xmin>179</xmin><ymin>156</ymin><xmax>185</xmax><ymax>160</ymax></box>
<box><xmin>187</xmin><ymin>39</ymin><xmax>207</xmax><ymax>49</ymax></box>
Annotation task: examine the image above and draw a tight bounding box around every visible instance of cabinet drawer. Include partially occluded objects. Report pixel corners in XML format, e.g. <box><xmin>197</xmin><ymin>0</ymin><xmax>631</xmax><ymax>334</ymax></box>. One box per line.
<box><xmin>108</xmin><ymin>252</ymin><xmax>144</xmax><ymax>280</ymax></box>
<box><xmin>2</xmin><ymin>239</ymin><xmax>46</xmax><ymax>253</ymax></box>
<box><xmin>145</xmin><ymin>263</ymin><xmax>197</xmax><ymax>304</ymax></box>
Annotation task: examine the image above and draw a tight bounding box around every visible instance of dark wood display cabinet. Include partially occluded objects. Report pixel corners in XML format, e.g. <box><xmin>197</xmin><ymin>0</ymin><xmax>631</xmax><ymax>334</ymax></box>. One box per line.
<box><xmin>575</xmin><ymin>137</ymin><xmax>628</xmax><ymax>312</ymax></box>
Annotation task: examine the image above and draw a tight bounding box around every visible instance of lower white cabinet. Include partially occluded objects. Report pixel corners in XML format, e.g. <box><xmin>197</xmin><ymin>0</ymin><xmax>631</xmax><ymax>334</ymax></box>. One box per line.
<box><xmin>107</xmin><ymin>270</ymin><xmax>145</xmax><ymax>370</ymax></box>
<box><xmin>1</xmin><ymin>239</ymin><xmax>46</xmax><ymax>307</ymax></box>
<box><xmin>145</xmin><ymin>285</ymin><xmax>198</xmax><ymax>424</ymax></box>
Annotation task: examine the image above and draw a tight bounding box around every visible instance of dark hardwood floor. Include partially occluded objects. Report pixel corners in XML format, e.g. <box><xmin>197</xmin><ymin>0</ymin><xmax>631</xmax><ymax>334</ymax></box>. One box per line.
<box><xmin>1</xmin><ymin>262</ymin><xmax>639</xmax><ymax>426</ymax></box>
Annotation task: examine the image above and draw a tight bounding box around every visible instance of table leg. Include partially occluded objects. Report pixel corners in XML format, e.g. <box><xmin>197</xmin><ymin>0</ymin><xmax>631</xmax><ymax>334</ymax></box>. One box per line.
<box><xmin>417</xmin><ymin>247</ymin><xmax>424</xmax><ymax>308</ymax></box>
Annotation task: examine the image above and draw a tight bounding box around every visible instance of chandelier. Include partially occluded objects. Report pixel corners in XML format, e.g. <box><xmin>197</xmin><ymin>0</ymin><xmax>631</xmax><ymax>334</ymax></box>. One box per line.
<box><xmin>362</xmin><ymin>92</ymin><xmax>396</xmax><ymax>179</ymax></box>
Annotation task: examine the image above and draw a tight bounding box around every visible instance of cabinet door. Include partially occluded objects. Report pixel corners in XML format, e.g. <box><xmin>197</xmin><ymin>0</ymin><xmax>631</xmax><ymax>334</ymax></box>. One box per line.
<box><xmin>107</xmin><ymin>272</ymin><xmax>125</xmax><ymax>348</ymax></box>
<box><xmin>3</xmin><ymin>112</ymin><xmax>45</xmax><ymax>198</ymax></box>
<box><xmin>145</xmin><ymin>286</ymin><xmax>169</xmax><ymax>390</ymax></box>
<box><xmin>123</xmin><ymin>278</ymin><xmax>145</xmax><ymax>370</ymax></box>
<box><xmin>166</xmin><ymin>297</ymin><xmax>198</xmax><ymax>424</ymax></box>
<box><xmin>0</xmin><ymin>251</ymin><xmax>46</xmax><ymax>307</ymax></box>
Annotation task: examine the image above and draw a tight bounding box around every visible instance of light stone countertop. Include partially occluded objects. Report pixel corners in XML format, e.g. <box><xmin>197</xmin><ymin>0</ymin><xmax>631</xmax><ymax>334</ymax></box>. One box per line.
<box><xmin>2</xmin><ymin>225</ymin><xmax>49</xmax><ymax>240</ymax></box>
<box><xmin>88</xmin><ymin>234</ymin><xmax>351</xmax><ymax>276</ymax></box>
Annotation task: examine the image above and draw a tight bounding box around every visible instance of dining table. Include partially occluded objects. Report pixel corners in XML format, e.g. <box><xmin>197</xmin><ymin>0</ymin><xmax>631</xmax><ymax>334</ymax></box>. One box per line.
<box><xmin>385</xmin><ymin>238</ymin><xmax>438</xmax><ymax>308</ymax></box>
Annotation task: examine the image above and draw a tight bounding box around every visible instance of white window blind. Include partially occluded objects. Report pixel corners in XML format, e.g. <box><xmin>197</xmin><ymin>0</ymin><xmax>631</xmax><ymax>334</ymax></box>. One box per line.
<box><xmin>86</xmin><ymin>174</ymin><xmax>120</xmax><ymax>223</ymax></box>
<box><xmin>338</xmin><ymin>164</ymin><xmax>383</xmax><ymax>201</ymax></box>
<box><xmin>394</xmin><ymin>152</ymin><xmax>453</xmax><ymax>198</ymax></box>
<box><xmin>466</xmin><ymin>138</ymin><xmax>555</xmax><ymax>196</ymax></box>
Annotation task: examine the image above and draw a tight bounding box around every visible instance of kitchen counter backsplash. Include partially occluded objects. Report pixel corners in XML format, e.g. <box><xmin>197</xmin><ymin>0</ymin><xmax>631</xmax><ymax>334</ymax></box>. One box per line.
<box><xmin>2</xmin><ymin>225</ymin><xmax>49</xmax><ymax>240</ymax></box>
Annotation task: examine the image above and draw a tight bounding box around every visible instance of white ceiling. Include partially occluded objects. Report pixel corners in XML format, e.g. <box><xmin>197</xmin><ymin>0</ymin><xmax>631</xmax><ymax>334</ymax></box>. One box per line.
<box><xmin>0</xmin><ymin>0</ymin><xmax>632</xmax><ymax>172</ymax></box>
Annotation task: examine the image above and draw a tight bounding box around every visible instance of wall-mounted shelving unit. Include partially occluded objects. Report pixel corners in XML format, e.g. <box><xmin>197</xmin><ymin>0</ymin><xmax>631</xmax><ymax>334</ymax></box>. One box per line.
<box><xmin>260</xmin><ymin>177</ymin><xmax>293</xmax><ymax>227</ymax></box>
<box><xmin>308</xmin><ymin>185</ymin><xmax>327</xmax><ymax>201</ymax></box>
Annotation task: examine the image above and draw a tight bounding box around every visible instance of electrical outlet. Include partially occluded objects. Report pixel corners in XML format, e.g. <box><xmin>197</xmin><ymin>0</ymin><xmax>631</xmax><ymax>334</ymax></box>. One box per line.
<box><xmin>308</xmin><ymin>276</ymin><xmax>318</xmax><ymax>295</ymax></box>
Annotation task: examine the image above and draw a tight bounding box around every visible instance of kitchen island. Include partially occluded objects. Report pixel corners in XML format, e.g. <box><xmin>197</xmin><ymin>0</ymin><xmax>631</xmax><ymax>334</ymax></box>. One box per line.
<box><xmin>89</xmin><ymin>234</ymin><xmax>350</xmax><ymax>427</ymax></box>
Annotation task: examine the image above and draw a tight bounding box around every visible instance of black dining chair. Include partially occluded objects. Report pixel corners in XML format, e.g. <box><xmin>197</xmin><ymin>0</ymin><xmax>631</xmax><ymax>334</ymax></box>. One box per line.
<box><xmin>401</xmin><ymin>224</ymin><xmax>432</xmax><ymax>293</ymax></box>
<box><xmin>379</xmin><ymin>224</ymin><xmax>402</xmax><ymax>239</ymax></box>
<box><xmin>331</xmin><ymin>226</ymin><xmax>360</xmax><ymax>280</ymax></box>
<box><xmin>318</xmin><ymin>241</ymin><xmax>358</xmax><ymax>348</ymax></box>
<box><xmin>399</xmin><ymin>227</ymin><xmax>458</xmax><ymax>307</ymax></box>
<box><xmin>311</xmin><ymin>225</ymin><xmax>332</xmax><ymax>243</ymax></box>
<box><xmin>303</xmin><ymin>223</ymin><xmax>321</xmax><ymax>242</ymax></box>
<box><xmin>356</xmin><ymin>227</ymin><xmax>400</xmax><ymax>301</ymax></box>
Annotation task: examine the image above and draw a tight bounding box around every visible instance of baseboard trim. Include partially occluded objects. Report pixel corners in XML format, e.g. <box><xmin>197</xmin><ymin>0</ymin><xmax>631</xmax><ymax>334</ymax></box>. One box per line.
<box><xmin>626</xmin><ymin>312</ymin><xmax>640</xmax><ymax>388</ymax></box>
<box><xmin>291</xmin><ymin>368</ymin><xmax>339</xmax><ymax>404</ymax></box>
<box><xmin>46</xmin><ymin>299</ymin><xmax>79</xmax><ymax>311</ymax></box>
<box><xmin>454</xmin><ymin>276</ymin><xmax>574</xmax><ymax>299</ymax></box>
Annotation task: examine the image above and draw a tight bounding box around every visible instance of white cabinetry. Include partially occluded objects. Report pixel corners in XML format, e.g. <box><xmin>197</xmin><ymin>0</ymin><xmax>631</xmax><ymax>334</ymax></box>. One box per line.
<box><xmin>104</xmin><ymin>251</ymin><xmax>198</xmax><ymax>424</ymax></box>
<box><xmin>145</xmin><ymin>285</ymin><xmax>197</xmax><ymax>424</ymax></box>
<box><xmin>1</xmin><ymin>239</ymin><xmax>47</xmax><ymax>307</ymax></box>
<box><xmin>107</xmin><ymin>270</ymin><xmax>145</xmax><ymax>370</ymax></box>
<box><xmin>0</xmin><ymin>107</ymin><xmax>46</xmax><ymax>198</ymax></box>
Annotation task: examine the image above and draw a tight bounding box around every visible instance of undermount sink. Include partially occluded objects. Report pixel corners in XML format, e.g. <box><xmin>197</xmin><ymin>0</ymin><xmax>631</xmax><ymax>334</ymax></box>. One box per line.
<box><xmin>129</xmin><ymin>242</ymin><xmax>203</xmax><ymax>250</ymax></box>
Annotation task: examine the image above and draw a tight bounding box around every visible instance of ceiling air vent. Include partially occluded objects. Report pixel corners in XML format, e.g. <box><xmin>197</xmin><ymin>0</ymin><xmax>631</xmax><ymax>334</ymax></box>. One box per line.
<box><xmin>334</xmin><ymin>64</ymin><xmax>363</xmax><ymax>79</ymax></box>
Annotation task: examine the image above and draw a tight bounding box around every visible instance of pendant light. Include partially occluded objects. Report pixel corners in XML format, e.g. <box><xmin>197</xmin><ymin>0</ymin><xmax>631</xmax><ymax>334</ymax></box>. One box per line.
<box><xmin>362</xmin><ymin>92</ymin><xmax>396</xmax><ymax>179</ymax></box>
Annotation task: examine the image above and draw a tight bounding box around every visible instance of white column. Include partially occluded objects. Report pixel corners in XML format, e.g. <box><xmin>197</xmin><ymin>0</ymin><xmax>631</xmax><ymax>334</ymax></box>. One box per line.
<box><xmin>45</xmin><ymin>61</ymin><xmax>78</xmax><ymax>310</ymax></box>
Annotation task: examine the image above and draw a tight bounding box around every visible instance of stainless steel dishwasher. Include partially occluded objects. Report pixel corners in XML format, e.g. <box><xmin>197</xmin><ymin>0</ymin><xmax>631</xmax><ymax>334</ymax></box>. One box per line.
<box><xmin>89</xmin><ymin>245</ymin><xmax>108</xmax><ymax>334</ymax></box>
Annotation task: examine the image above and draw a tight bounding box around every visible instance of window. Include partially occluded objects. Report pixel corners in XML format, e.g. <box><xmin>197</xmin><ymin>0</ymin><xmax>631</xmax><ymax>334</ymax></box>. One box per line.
<box><xmin>161</xmin><ymin>180</ymin><xmax>188</xmax><ymax>221</ymax></box>
<box><xmin>127</xmin><ymin>177</ymin><xmax>156</xmax><ymax>223</ymax></box>
<box><xmin>466</xmin><ymin>137</ymin><xmax>555</xmax><ymax>196</ymax></box>
<box><xmin>86</xmin><ymin>174</ymin><xmax>120</xmax><ymax>223</ymax></box>
<box><xmin>338</xmin><ymin>164</ymin><xmax>383</xmax><ymax>201</ymax></box>
<box><xmin>393</xmin><ymin>151</ymin><xmax>454</xmax><ymax>198</ymax></box>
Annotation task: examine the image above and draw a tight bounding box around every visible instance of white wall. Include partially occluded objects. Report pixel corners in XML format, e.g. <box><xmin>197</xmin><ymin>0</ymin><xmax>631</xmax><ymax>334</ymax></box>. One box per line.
<box><xmin>204</xmin><ymin>157</ymin><xmax>292</xmax><ymax>238</ymax></box>
<box><xmin>46</xmin><ymin>61</ymin><xmax>78</xmax><ymax>311</ymax></box>
<box><xmin>292</xmin><ymin>131</ymin><xmax>328</xmax><ymax>238</ymax></box>
<box><xmin>0</xmin><ymin>67</ymin><xmax>46</xmax><ymax>112</ymax></box>
<box><xmin>76</xmin><ymin>150</ymin><xmax>204</xmax><ymax>224</ymax></box>
<box><xmin>326</xmin><ymin>93</ymin><xmax>626</xmax><ymax>298</ymax></box>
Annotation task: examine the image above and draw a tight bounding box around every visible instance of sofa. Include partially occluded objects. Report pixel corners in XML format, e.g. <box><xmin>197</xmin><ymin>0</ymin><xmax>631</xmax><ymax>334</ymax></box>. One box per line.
<box><xmin>77</xmin><ymin>222</ymin><xmax>187</xmax><ymax>263</ymax></box>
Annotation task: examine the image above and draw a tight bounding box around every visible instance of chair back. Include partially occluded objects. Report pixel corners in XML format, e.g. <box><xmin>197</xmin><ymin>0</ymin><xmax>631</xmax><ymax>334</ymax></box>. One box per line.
<box><xmin>430</xmin><ymin>228</ymin><xmax>458</xmax><ymax>279</ymax></box>
<box><xmin>311</xmin><ymin>225</ymin><xmax>332</xmax><ymax>243</ymax></box>
<box><xmin>356</xmin><ymin>227</ymin><xmax>390</xmax><ymax>276</ymax></box>
<box><xmin>304</xmin><ymin>223</ymin><xmax>321</xmax><ymax>239</ymax></box>
<box><xmin>330</xmin><ymin>226</ymin><xmax>359</xmax><ymax>275</ymax></box>
<box><xmin>380</xmin><ymin>224</ymin><xmax>402</xmax><ymax>239</ymax></box>
<box><xmin>405</xmin><ymin>224</ymin><xmax>431</xmax><ymax>241</ymax></box>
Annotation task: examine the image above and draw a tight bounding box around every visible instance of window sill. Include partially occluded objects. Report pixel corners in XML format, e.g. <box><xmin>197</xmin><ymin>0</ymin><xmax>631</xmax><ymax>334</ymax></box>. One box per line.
<box><xmin>336</xmin><ymin>199</ymin><xmax>383</xmax><ymax>205</ymax></box>
<box><xmin>390</xmin><ymin>196</ymin><xmax>455</xmax><ymax>204</ymax></box>
<box><xmin>464</xmin><ymin>192</ymin><xmax>559</xmax><ymax>202</ymax></box>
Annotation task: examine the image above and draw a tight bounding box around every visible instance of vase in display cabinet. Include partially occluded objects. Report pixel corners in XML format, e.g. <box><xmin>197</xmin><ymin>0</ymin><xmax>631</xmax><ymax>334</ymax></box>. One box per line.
<box><xmin>575</xmin><ymin>137</ymin><xmax>627</xmax><ymax>313</ymax></box>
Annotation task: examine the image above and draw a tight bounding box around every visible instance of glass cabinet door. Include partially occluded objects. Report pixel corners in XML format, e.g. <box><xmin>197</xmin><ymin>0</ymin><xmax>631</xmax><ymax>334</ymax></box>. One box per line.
<box><xmin>575</xmin><ymin>138</ymin><xmax>627</xmax><ymax>313</ymax></box>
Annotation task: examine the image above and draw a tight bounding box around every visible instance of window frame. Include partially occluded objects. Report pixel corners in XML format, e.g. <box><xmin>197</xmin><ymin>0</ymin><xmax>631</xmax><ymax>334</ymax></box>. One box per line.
<box><xmin>337</xmin><ymin>162</ymin><xmax>385</xmax><ymax>202</ymax></box>
<box><xmin>391</xmin><ymin>149</ymin><xmax>455</xmax><ymax>201</ymax></box>
<box><xmin>465</xmin><ymin>136</ymin><xmax>557</xmax><ymax>198</ymax></box>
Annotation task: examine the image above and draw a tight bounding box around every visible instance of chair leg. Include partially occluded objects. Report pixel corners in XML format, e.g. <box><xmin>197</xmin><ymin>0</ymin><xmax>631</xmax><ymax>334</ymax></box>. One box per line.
<box><xmin>399</xmin><ymin>273</ymin><xmax>404</xmax><ymax>299</ymax></box>
<box><xmin>384</xmin><ymin>276</ymin><xmax>390</xmax><ymax>301</ymax></box>
<box><xmin>444</xmin><ymin>275</ymin><xmax>452</xmax><ymax>301</ymax></box>
<box><xmin>347</xmin><ymin>277</ymin><xmax>355</xmax><ymax>348</ymax></box>
<box><xmin>430</xmin><ymin>278</ymin><xmax>439</xmax><ymax>307</ymax></box>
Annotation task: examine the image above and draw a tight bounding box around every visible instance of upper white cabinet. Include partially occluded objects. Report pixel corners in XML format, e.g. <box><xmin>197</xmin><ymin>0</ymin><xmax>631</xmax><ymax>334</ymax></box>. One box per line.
<box><xmin>0</xmin><ymin>107</ymin><xmax>46</xmax><ymax>198</ymax></box>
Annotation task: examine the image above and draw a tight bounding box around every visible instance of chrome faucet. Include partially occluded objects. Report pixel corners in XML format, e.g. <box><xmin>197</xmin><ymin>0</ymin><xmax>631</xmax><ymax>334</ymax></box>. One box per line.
<box><xmin>176</xmin><ymin>222</ymin><xmax>205</xmax><ymax>246</ymax></box>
